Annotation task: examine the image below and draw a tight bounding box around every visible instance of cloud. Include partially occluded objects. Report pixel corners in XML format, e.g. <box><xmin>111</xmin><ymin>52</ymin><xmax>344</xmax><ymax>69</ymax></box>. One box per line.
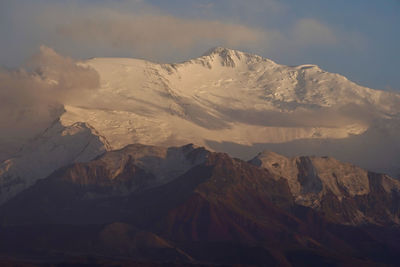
<box><xmin>201</xmin><ymin>0</ymin><xmax>286</xmax><ymax>16</ymax></box>
<box><xmin>53</xmin><ymin>11</ymin><xmax>269</xmax><ymax>61</ymax></box>
<box><xmin>265</xmin><ymin>17</ymin><xmax>367</xmax><ymax>63</ymax></box>
<box><xmin>28</xmin><ymin>46</ymin><xmax>100</xmax><ymax>100</ymax></box>
<box><xmin>1</xmin><ymin>0</ymin><xmax>364</xmax><ymax>66</ymax></box>
<box><xmin>10</xmin><ymin>1</ymin><xmax>282</xmax><ymax>62</ymax></box>
<box><xmin>195</xmin><ymin>2</ymin><xmax>215</xmax><ymax>9</ymax></box>
<box><xmin>292</xmin><ymin>18</ymin><xmax>338</xmax><ymax>46</ymax></box>
<box><xmin>0</xmin><ymin>46</ymin><xmax>100</xmax><ymax>153</ymax></box>
<box><xmin>227</xmin><ymin>0</ymin><xmax>286</xmax><ymax>15</ymax></box>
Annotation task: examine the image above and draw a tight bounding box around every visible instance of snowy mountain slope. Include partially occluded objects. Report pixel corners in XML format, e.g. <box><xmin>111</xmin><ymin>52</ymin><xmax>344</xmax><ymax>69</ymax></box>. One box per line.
<box><xmin>59</xmin><ymin>47</ymin><xmax>400</xmax><ymax>176</ymax></box>
<box><xmin>0</xmin><ymin>120</ymin><xmax>110</xmax><ymax>204</ymax></box>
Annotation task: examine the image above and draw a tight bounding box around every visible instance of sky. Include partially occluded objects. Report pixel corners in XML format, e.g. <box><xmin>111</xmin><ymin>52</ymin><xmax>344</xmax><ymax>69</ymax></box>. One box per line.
<box><xmin>0</xmin><ymin>0</ymin><xmax>399</xmax><ymax>91</ymax></box>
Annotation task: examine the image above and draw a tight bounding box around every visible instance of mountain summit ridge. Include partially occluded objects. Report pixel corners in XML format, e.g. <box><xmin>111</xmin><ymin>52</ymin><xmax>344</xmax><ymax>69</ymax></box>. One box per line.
<box><xmin>199</xmin><ymin>46</ymin><xmax>267</xmax><ymax>67</ymax></box>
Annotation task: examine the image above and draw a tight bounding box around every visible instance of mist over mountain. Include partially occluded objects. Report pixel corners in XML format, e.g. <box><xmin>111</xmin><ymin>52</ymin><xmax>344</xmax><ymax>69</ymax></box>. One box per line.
<box><xmin>0</xmin><ymin>46</ymin><xmax>100</xmax><ymax>161</ymax></box>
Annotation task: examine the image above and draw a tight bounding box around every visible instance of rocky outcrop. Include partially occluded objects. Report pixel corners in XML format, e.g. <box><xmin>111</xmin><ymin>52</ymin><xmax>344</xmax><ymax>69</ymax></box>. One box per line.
<box><xmin>250</xmin><ymin>150</ymin><xmax>400</xmax><ymax>225</ymax></box>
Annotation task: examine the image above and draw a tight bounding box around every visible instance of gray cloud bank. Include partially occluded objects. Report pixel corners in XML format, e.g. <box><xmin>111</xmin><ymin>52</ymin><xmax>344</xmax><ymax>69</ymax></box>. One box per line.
<box><xmin>0</xmin><ymin>46</ymin><xmax>99</xmax><ymax>158</ymax></box>
<box><xmin>56</xmin><ymin>13</ymin><xmax>267</xmax><ymax>60</ymax></box>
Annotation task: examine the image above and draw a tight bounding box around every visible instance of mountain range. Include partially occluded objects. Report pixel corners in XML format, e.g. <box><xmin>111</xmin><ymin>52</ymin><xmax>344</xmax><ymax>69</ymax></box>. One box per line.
<box><xmin>2</xmin><ymin>47</ymin><xmax>400</xmax><ymax>205</ymax></box>
<box><xmin>1</xmin><ymin>47</ymin><xmax>400</xmax><ymax>266</ymax></box>
<box><xmin>1</xmin><ymin>144</ymin><xmax>399</xmax><ymax>266</ymax></box>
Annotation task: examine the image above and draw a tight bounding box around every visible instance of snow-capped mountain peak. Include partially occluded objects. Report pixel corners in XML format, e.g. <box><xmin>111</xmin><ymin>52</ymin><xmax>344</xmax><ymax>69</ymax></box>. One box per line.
<box><xmin>56</xmin><ymin>47</ymin><xmax>400</xmax><ymax>176</ymax></box>
<box><xmin>197</xmin><ymin>46</ymin><xmax>268</xmax><ymax>68</ymax></box>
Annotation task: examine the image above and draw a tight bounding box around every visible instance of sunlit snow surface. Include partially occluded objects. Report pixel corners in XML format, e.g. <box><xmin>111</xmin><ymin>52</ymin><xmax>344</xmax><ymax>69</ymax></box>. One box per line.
<box><xmin>63</xmin><ymin>48</ymin><xmax>379</xmax><ymax>146</ymax></box>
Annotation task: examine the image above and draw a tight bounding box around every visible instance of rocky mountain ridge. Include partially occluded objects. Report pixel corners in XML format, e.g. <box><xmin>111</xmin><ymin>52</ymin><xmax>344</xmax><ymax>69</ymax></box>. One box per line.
<box><xmin>1</xmin><ymin>143</ymin><xmax>399</xmax><ymax>266</ymax></box>
<box><xmin>250</xmin><ymin>150</ymin><xmax>400</xmax><ymax>225</ymax></box>
<box><xmin>2</xmin><ymin>144</ymin><xmax>399</xmax><ymax>226</ymax></box>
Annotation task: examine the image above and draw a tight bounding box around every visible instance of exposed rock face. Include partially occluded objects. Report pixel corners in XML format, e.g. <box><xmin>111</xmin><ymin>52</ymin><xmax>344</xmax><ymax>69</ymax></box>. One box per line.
<box><xmin>297</xmin><ymin>156</ymin><xmax>323</xmax><ymax>195</ymax></box>
<box><xmin>95</xmin><ymin>143</ymin><xmax>210</xmax><ymax>188</ymax></box>
<box><xmin>250</xmin><ymin>150</ymin><xmax>400</xmax><ymax>224</ymax></box>
<box><xmin>57</xmin><ymin>143</ymin><xmax>210</xmax><ymax>197</ymax></box>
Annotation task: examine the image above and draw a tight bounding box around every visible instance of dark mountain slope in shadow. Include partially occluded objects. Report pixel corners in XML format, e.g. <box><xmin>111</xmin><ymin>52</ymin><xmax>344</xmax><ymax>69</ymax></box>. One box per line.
<box><xmin>0</xmin><ymin>144</ymin><xmax>400</xmax><ymax>265</ymax></box>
